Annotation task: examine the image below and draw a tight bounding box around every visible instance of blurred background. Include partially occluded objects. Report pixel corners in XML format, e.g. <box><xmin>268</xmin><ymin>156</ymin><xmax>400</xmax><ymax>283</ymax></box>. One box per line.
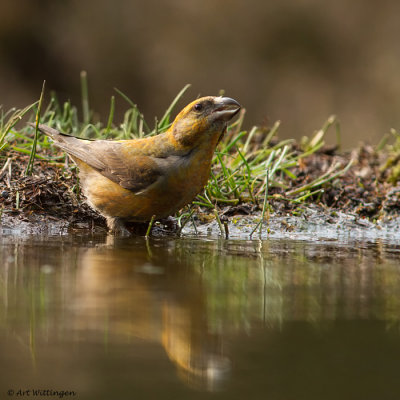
<box><xmin>1</xmin><ymin>0</ymin><xmax>400</xmax><ymax>148</ymax></box>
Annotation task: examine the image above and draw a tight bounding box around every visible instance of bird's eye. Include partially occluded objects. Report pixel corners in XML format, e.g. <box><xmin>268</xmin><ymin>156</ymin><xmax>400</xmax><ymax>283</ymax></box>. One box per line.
<box><xmin>194</xmin><ymin>103</ymin><xmax>203</xmax><ymax>111</ymax></box>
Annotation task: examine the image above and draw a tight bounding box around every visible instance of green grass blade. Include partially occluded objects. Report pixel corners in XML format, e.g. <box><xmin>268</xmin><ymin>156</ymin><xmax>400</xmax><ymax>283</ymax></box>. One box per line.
<box><xmin>158</xmin><ymin>84</ymin><xmax>191</xmax><ymax>129</ymax></box>
<box><xmin>25</xmin><ymin>81</ymin><xmax>46</xmax><ymax>176</ymax></box>
<box><xmin>106</xmin><ymin>95</ymin><xmax>115</xmax><ymax>135</ymax></box>
<box><xmin>80</xmin><ymin>70</ymin><xmax>90</xmax><ymax>125</ymax></box>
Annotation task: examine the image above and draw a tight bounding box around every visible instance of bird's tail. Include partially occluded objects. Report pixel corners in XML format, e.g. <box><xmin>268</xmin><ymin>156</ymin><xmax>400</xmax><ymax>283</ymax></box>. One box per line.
<box><xmin>28</xmin><ymin>123</ymin><xmax>97</xmax><ymax>147</ymax></box>
<box><xmin>27</xmin><ymin>122</ymin><xmax>90</xmax><ymax>157</ymax></box>
<box><xmin>28</xmin><ymin>123</ymin><xmax>67</xmax><ymax>140</ymax></box>
<box><xmin>27</xmin><ymin>123</ymin><xmax>100</xmax><ymax>166</ymax></box>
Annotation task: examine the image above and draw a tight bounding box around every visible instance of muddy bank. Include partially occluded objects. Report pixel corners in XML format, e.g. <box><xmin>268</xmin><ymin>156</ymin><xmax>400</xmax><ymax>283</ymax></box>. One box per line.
<box><xmin>2</xmin><ymin>208</ymin><xmax>400</xmax><ymax>243</ymax></box>
<box><xmin>183</xmin><ymin>208</ymin><xmax>400</xmax><ymax>242</ymax></box>
<box><xmin>1</xmin><ymin>144</ymin><xmax>400</xmax><ymax>239</ymax></box>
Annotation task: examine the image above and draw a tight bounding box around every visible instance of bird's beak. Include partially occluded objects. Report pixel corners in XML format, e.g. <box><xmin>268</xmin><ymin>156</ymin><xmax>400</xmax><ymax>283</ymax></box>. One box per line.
<box><xmin>212</xmin><ymin>97</ymin><xmax>241</xmax><ymax>121</ymax></box>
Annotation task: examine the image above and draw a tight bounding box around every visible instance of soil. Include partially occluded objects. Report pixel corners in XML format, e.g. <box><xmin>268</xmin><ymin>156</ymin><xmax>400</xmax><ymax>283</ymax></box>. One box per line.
<box><xmin>1</xmin><ymin>145</ymin><xmax>399</xmax><ymax>238</ymax></box>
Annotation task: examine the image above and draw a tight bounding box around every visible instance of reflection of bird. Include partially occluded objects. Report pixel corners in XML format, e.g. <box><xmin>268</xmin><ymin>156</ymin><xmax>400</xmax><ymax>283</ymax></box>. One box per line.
<box><xmin>33</xmin><ymin>96</ymin><xmax>240</xmax><ymax>234</ymax></box>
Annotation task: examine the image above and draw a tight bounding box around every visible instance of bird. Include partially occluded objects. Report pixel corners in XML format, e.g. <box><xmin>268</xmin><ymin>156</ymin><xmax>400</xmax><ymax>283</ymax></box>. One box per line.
<box><xmin>32</xmin><ymin>96</ymin><xmax>241</xmax><ymax>235</ymax></box>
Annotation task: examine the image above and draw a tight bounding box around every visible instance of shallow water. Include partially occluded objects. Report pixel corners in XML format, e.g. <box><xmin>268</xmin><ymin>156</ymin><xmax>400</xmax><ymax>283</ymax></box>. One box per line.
<box><xmin>1</xmin><ymin>234</ymin><xmax>400</xmax><ymax>400</ymax></box>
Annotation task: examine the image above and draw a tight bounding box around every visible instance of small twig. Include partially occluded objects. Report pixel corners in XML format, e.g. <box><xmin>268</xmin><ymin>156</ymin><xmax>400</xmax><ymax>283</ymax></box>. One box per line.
<box><xmin>15</xmin><ymin>191</ymin><xmax>20</xmax><ymax>209</ymax></box>
<box><xmin>0</xmin><ymin>157</ymin><xmax>11</xmax><ymax>179</ymax></box>
<box><xmin>223</xmin><ymin>221</ymin><xmax>229</xmax><ymax>239</ymax></box>
<box><xmin>6</xmin><ymin>160</ymin><xmax>12</xmax><ymax>187</ymax></box>
<box><xmin>191</xmin><ymin>213</ymin><xmax>198</xmax><ymax>235</ymax></box>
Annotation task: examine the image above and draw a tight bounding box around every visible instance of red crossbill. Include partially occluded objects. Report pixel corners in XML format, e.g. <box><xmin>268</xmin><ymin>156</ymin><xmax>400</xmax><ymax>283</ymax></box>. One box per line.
<box><xmin>33</xmin><ymin>96</ymin><xmax>241</xmax><ymax>235</ymax></box>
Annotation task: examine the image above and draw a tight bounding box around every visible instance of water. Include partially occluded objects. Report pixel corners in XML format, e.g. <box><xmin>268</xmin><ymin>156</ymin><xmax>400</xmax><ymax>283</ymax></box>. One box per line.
<box><xmin>1</xmin><ymin>235</ymin><xmax>400</xmax><ymax>400</ymax></box>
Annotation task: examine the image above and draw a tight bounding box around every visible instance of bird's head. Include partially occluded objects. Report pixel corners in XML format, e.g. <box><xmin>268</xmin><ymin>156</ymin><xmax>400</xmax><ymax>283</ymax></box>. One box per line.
<box><xmin>170</xmin><ymin>96</ymin><xmax>241</xmax><ymax>148</ymax></box>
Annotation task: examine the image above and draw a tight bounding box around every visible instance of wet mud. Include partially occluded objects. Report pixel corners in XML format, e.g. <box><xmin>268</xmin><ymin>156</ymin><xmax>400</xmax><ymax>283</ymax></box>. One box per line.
<box><xmin>1</xmin><ymin>145</ymin><xmax>399</xmax><ymax>239</ymax></box>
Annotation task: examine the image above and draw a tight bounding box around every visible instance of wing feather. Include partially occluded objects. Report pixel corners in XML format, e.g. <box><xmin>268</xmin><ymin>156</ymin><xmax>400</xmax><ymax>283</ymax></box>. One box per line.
<box><xmin>35</xmin><ymin>124</ymin><xmax>162</xmax><ymax>193</ymax></box>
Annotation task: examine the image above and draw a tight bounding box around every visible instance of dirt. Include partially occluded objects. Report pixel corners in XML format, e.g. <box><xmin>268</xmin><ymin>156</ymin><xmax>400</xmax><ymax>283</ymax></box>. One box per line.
<box><xmin>1</xmin><ymin>145</ymin><xmax>399</xmax><ymax>238</ymax></box>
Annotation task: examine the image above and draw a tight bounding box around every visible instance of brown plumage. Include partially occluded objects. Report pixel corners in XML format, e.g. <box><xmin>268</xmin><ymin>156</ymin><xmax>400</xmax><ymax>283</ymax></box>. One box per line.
<box><xmin>33</xmin><ymin>96</ymin><xmax>241</xmax><ymax>235</ymax></box>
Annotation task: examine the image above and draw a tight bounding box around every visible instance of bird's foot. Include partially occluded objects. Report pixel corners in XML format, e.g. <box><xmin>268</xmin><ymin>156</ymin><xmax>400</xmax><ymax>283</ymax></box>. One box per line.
<box><xmin>106</xmin><ymin>217</ymin><xmax>132</xmax><ymax>237</ymax></box>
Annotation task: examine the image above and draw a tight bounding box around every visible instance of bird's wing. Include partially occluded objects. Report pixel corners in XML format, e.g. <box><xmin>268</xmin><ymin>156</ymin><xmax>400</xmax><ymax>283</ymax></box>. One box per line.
<box><xmin>35</xmin><ymin>124</ymin><xmax>162</xmax><ymax>193</ymax></box>
<box><xmin>87</xmin><ymin>141</ymin><xmax>163</xmax><ymax>192</ymax></box>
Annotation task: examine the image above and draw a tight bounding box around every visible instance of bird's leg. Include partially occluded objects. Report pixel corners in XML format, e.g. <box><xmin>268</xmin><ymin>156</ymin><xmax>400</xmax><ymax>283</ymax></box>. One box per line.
<box><xmin>106</xmin><ymin>216</ymin><xmax>131</xmax><ymax>236</ymax></box>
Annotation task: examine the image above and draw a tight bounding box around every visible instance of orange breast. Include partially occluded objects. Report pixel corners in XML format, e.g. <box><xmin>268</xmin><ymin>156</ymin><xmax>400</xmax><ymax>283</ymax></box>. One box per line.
<box><xmin>75</xmin><ymin>146</ymin><xmax>214</xmax><ymax>221</ymax></box>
